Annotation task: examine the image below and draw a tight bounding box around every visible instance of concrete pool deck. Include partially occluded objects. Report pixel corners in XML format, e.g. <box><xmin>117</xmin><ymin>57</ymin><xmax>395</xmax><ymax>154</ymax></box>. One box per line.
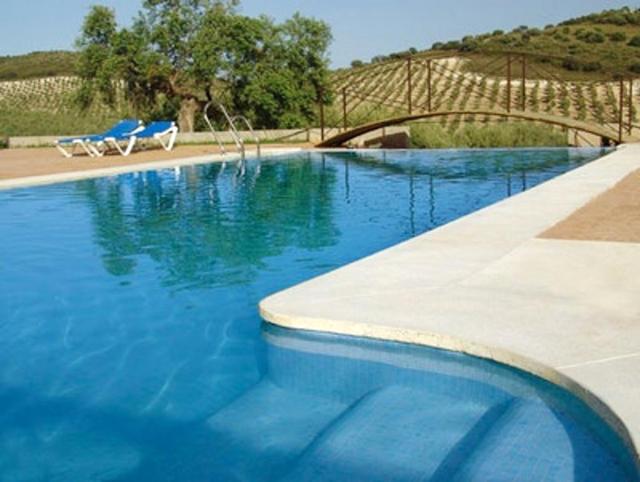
<box><xmin>260</xmin><ymin>145</ymin><xmax>640</xmax><ymax>461</ymax></box>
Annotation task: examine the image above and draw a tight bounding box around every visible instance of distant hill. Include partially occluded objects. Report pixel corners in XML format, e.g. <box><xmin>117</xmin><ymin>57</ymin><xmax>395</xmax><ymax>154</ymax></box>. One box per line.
<box><xmin>349</xmin><ymin>7</ymin><xmax>640</xmax><ymax>76</ymax></box>
<box><xmin>0</xmin><ymin>51</ymin><xmax>78</xmax><ymax>81</ymax></box>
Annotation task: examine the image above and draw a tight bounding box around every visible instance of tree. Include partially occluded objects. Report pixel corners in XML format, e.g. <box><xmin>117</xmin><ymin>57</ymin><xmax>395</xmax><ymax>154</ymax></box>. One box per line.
<box><xmin>76</xmin><ymin>6</ymin><xmax>119</xmax><ymax>108</ymax></box>
<box><xmin>76</xmin><ymin>1</ymin><xmax>332</xmax><ymax>132</ymax></box>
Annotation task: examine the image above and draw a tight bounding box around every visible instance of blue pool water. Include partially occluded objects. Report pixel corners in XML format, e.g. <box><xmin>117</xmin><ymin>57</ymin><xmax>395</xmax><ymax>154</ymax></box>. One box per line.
<box><xmin>0</xmin><ymin>148</ymin><xmax>637</xmax><ymax>481</ymax></box>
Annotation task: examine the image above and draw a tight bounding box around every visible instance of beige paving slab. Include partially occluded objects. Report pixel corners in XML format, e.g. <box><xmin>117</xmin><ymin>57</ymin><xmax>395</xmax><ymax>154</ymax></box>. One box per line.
<box><xmin>561</xmin><ymin>355</ymin><xmax>640</xmax><ymax>445</ymax></box>
<box><xmin>260</xmin><ymin>144</ymin><xmax>640</xmax><ymax>462</ymax></box>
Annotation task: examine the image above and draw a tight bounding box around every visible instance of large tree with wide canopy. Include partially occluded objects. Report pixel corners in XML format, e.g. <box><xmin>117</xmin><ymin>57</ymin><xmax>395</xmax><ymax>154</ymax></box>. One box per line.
<box><xmin>76</xmin><ymin>1</ymin><xmax>333</xmax><ymax>132</ymax></box>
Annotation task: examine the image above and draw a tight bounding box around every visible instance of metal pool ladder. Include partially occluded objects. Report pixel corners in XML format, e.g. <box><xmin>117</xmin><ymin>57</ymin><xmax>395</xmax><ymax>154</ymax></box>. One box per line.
<box><xmin>203</xmin><ymin>100</ymin><xmax>261</xmax><ymax>159</ymax></box>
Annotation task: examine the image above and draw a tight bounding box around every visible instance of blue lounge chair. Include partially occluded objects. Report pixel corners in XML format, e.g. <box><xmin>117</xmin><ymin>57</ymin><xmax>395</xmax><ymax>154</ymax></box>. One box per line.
<box><xmin>55</xmin><ymin>120</ymin><xmax>142</xmax><ymax>158</ymax></box>
<box><xmin>103</xmin><ymin>121</ymin><xmax>179</xmax><ymax>157</ymax></box>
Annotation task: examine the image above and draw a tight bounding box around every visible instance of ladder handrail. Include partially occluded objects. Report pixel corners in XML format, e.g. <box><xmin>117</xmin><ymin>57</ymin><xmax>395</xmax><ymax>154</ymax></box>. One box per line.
<box><xmin>203</xmin><ymin>102</ymin><xmax>227</xmax><ymax>154</ymax></box>
<box><xmin>204</xmin><ymin>100</ymin><xmax>245</xmax><ymax>157</ymax></box>
<box><xmin>230</xmin><ymin>115</ymin><xmax>261</xmax><ymax>157</ymax></box>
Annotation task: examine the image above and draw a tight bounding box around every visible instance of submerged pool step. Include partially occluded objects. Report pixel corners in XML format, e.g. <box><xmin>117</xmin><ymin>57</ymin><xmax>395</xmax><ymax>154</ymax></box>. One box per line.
<box><xmin>206</xmin><ymin>379</ymin><xmax>348</xmax><ymax>481</ymax></box>
<box><xmin>206</xmin><ymin>382</ymin><xmax>628</xmax><ymax>481</ymax></box>
<box><xmin>279</xmin><ymin>385</ymin><xmax>507</xmax><ymax>482</ymax></box>
<box><xmin>448</xmin><ymin>399</ymin><xmax>629</xmax><ymax>482</ymax></box>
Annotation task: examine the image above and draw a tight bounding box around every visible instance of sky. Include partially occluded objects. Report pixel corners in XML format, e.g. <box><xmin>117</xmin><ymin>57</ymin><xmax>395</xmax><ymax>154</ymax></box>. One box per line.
<box><xmin>0</xmin><ymin>0</ymin><xmax>636</xmax><ymax>67</ymax></box>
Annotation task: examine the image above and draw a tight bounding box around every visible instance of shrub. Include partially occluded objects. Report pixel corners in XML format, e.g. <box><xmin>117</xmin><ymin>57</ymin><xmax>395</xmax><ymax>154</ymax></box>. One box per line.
<box><xmin>350</xmin><ymin>60</ymin><xmax>364</xmax><ymax>68</ymax></box>
<box><xmin>628</xmin><ymin>35</ymin><xmax>640</xmax><ymax>47</ymax></box>
<box><xmin>442</xmin><ymin>40</ymin><xmax>462</xmax><ymax>50</ymax></box>
<box><xmin>629</xmin><ymin>63</ymin><xmax>640</xmax><ymax>74</ymax></box>
<box><xmin>0</xmin><ymin>137</ymin><xmax>7</xmax><ymax>149</ymax></box>
<box><xmin>582</xmin><ymin>61</ymin><xmax>602</xmax><ymax>72</ymax></box>
<box><xmin>460</xmin><ymin>39</ymin><xmax>478</xmax><ymax>52</ymax></box>
<box><xmin>577</xmin><ymin>30</ymin><xmax>605</xmax><ymax>44</ymax></box>
<box><xmin>609</xmin><ymin>32</ymin><xmax>628</xmax><ymax>42</ymax></box>
<box><xmin>553</xmin><ymin>32</ymin><xmax>570</xmax><ymax>42</ymax></box>
<box><xmin>562</xmin><ymin>57</ymin><xmax>581</xmax><ymax>71</ymax></box>
<box><xmin>561</xmin><ymin>57</ymin><xmax>602</xmax><ymax>72</ymax></box>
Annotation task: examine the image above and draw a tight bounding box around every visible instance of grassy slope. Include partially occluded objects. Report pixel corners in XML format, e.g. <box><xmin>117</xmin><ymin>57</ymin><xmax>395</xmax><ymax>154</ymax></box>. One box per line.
<box><xmin>0</xmin><ymin>51</ymin><xmax>78</xmax><ymax>81</ymax></box>
<box><xmin>0</xmin><ymin>77</ymin><xmax>126</xmax><ymax>139</ymax></box>
<box><xmin>459</xmin><ymin>23</ymin><xmax>640</xmax><ymax>81</ymax></box>
<box><xmin>348</xmin><ymin>7</ymin><xmax>640</xmax><ymax>79</ymax></box>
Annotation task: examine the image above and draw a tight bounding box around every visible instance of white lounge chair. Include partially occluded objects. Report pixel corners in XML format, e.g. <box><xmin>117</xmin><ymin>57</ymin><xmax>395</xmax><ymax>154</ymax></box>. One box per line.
<box><xmin>54</xmin><ymin>119</ymin><xmax>142</xmax><ymax>158</ymax></box>
<box><xmin>99</xmin><ymin>121</ymin><xmax>179</xmax><ymax>157</ymax></box>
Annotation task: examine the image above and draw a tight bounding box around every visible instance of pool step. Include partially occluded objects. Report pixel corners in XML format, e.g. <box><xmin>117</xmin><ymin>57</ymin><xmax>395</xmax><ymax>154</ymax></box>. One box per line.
<box><xmin>279</xmin><ymin>385</ymin><xmax>506</xmax><ymax>481</ymax></box>
<box><xmin>206</xmin><ymin>379</ymin><xmax>347</xmax><ymax>481</ymax></box>
<box><xmin>447</xmin><ymin>399</ymin><xmax>628</xmax><ymax>481</ymax></box>
<box><xmin>206</xmin><ymin>383</ymin><xmax>625</xmax><ymax>482</ymax></box>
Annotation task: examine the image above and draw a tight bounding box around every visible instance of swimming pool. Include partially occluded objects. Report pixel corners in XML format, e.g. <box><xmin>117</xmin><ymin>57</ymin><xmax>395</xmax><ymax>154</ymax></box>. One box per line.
<box><xmin>0</xmin><ymin>148</ymin><xmax>636</xmax><ymax>480</ymax></box>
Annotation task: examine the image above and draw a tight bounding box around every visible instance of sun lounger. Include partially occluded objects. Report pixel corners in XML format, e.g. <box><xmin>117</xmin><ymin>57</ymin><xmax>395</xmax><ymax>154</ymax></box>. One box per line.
<box><xmin>55</xmin><ymin>120</ymin><xmax>142</xmax><ymax>158</ymax></box>
<box><xmin>102</xmin><ymin>121</ymin><xmax>179</xmax><ymax>157</ymax></box>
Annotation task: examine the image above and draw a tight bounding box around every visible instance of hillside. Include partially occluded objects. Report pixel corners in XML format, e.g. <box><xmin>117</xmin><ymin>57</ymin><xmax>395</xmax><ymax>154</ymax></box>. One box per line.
<box><xmin>0</xmin><ymin>51</ymin><xmax>78</xmax><ymax>81</ymax></box>
<box><xmin>0</xmin><ymin>76</ymin><xmax>125</xmax><ymax>139</ymax></box>
<box><xmin>351</xmin><ymin>7</ymin><xmax>640</xmax><ymax>77</ymax></box>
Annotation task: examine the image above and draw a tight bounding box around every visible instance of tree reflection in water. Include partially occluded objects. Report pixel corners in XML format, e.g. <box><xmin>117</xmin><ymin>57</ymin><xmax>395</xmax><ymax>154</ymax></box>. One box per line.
<box><xmin>79</xmin><ymin>155</ymin><xmax>340</xmax><ymax>288</ymax></box>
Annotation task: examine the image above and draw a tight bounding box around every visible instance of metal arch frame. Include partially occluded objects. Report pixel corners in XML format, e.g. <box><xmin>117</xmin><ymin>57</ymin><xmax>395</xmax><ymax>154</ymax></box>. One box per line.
<box><xmin>316</xmin><ymin>110</ymin><xmax>633</xmax><ymax>148</ymax></box>
<box><xmin>325</xmin><ymin>51</ymin><xmax>640</xmax><ymax>148</ymax></box>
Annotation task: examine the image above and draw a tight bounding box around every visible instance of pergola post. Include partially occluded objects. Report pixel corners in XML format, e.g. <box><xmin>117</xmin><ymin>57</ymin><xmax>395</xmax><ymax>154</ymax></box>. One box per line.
<box><xmin>407</xmin><ymin>57</ymin><xmax>413</xmax><ymax>114</ymax></box>
<box><xmin>629</xmin><ymin>78</ymin><xmax>634</xmax><ymax>136</ymax></box>
<box><xmin>521</xmin><ymin>55</ymin><xmax>527</xmax><ymax>111</ymax></box>
<box><xmin>506</xmin><ymin>54</ymin><xmax>512</xmax><ymax>113</ymax></box>
<box><xmin>427</xmin><ymin>59</ymin><xmax>433</xmax><ymax>112</ymax></box>
<box><xmin>342</xmin><ymin>87</ymin><xmax>348</xmax><ymax>131</ymax></box>
<box><xmin>619</xmin><ymin>78</ymin><xmax>624</xmax><ymax>144</ymax></box>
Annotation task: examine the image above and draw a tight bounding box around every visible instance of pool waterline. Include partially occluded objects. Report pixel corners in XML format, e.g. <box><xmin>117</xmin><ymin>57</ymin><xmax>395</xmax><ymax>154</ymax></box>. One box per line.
<box><xmin>1</xmin><ymin>147</ymin><xmax>636</xmax><ymax>480</ymax></box>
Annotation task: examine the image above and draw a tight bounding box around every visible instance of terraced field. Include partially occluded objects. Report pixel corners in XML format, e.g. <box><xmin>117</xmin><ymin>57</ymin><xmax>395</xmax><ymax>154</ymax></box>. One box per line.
<box><xmin>0</xmin><ymin>77</ymin><xmax>126</xmax><ymax>138</ymax></box>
